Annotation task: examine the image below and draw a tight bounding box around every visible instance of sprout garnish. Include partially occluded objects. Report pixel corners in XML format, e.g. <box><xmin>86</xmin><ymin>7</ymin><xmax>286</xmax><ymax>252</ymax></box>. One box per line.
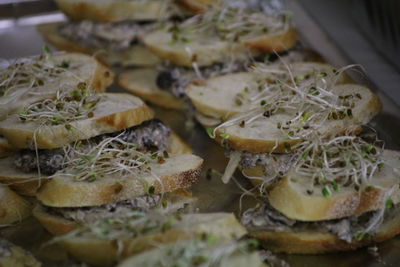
<box><xmin>58</xmin><ymin>133</ymin><xmax>167</xmax><ymax>185</ymax></box>
<box><xmin>0</xmin><ymin>51</ymin><xmax>80</xmax><ymax>105</ymax></box>
<box><xmin>18</xmin><ymin>83</ymin><xmax>99</xmax><ymax>126</ymax></box>
<box><xmin>168</xmin><ymin>7</ymin><xmax>289</xmax><ymax>44</ymax></box>
<box><xmin>211</xmin><ymin>63</ymin><xmax>361</xmax><ymax>141</ymax></box>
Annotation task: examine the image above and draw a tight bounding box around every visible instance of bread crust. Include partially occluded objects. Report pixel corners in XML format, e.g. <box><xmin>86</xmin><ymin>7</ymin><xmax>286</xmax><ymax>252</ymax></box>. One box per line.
<box><xmin>0</xmin><ymin>52</ymin><xmax>114</xmax><ymax>120</ymax></box>
<box><xmin>0</xmin><ymin>93</ymin><xmax>155</xmax><ymax>149</ymax></box>
<box><xmin>176</xmin><ymin>0</ymin><xmax>219</xmax><ymax>13</ymax></box>
<box><xmin>186</xmin><ymin>63</ymin><xmax>352</xmax><ymax>120</ymax></box>
<box><xmin>250</xmin><ymin>209</ymin><xmax>400</xmax><ymax>254</ymax></box>
<box><xmin>244</xmin><ymin>27</ymin><xmax>298</xmax><ymax>53</ymax></box>
<box><xmin>55</xmin><ymin>0</ymin><xmax>179</xmax><ymax>22</ymax></box>
<box><xmin>0</xmin><ymin>186</ymin><xmax>32</xmax><ymax>224</ymax></box>
<box><xmin>37</xmin><ymin>23</ymin><xmax>161</xmax><ymax>67</ymax></box>
<box><xmin>58</xmin><ymin>213</ymin><xmax>246</xmax><ymax>266</ymax></box>
<box><xmin>118</xmin><ymin>68</ymin><xmax>185</xmax><ymax>110</ymax></box>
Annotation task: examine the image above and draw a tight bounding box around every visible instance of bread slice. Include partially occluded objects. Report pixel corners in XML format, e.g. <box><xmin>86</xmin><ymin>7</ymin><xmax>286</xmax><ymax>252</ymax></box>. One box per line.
<box><xmin>118</xmin><ymin>68</ymin><xmax>186</xmax><ymax>110</ymax></box>
<box><xmin>55</xmin><ymin>0</ymin><xmax>183</xmax><ymax>22</ymax></box>
<box><xmin>0</xmin><ymin>238</ymin><xmax>41</xmax><ymax>267</ymax></box>
<box><xmin>0</xmin><ymin>52</ymin><xmax>114</xmax><ymax>119</ymax></box>
<box><xmin>0</xmin><ymin>186</ymin><xmax>32</xmax><ymax>224</ymax></box>
<box><xmin>37</xmin><ymin>23</ymin><xmax>161</xmax><ymax>67</ymax></box>
<box><xmin>33</xmin><ymin>189</ymin><xmax>195</xmax><ymax>236</ymax></box>
<box><xmin>36</xmin><ymin>153</ymin><xmax>203</xmax><ymax>207</ymax></box>
<box><xmin>267</xmin><ymin>149</ymin><xmax>400</xmax><ymax>221</ymax></box>
<box><xmin>142</xmin><ymin>9</ymin><xmax>297</xmax><ymax>67</ymax></box>
<box><xmin>220</xmin><ymin>84</ymin><xmax>380</xmax><ymax>153</ymax></box>
<box><xmin>0</xmin><ymin>129</ymin><xmax>192</xmax><ymax>196</ymax></box>
<box><xmin>0</xmin><ymin>93</ymin><xmax>154</xmax><ymax>149</ymax></box>
<box><xmin>186</xmin><ymin>62</ymin><xmax>351</xmax><ymax>119</ymax></box>
<box><xmin>143</xmin><ymin>28</ymin><xmax>297</xmax><ymax>67</ymax></box>
<box><xmin>250</xmin><ymin>205</ymin><xmax>400</xmax><ymax>254</ymax></box>
<box><xmin>0</xmin><ymin>137</ymin><xmax>12</xmax><ymax>158</ymax></box>
<box><xmin>58</xmin><ymin>212</ymin><xmax>246</xmax><ymax>266</ymax></box>
<box><xmin>118</xmin><ymin>239</ymin><xmax>267</xmax><ymax>267</ymax></box>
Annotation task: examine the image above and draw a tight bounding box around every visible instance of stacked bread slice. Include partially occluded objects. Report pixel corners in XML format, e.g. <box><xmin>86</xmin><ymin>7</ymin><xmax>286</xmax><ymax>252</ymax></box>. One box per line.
<box><xmin>0</xmin><ymin>51</ymin><xmax>209</xmax><ymax>266</ymax></box>
<box><xmin>38</xmin><ymin>0</ymin><xmax>215</xmax><ymax>67</ymax></box>
<box><xmin>0</xmin><ymin>51</ymin><xmax>114</xmax><ymax>225</ymax></box>
<box><xmin>118</xmin><ymin>4</ymin><xmax>300</xmax><ymax>110</ymax></box>
<box><xmin>186</xmin><ymin>60</ymin><xmax>400</xmax><ymax>253</ymax></box>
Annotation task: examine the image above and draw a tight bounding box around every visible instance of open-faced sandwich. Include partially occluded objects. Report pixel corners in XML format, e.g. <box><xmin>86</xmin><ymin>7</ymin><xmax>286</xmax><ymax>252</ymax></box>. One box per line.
<box><xmin>0</xmin><ymin>78</ymin><xmax>201</xmax><ymax>194</ymax></box>
<box><xmin>38</xmin><ymin>0</ymin><xmax>217</xmax><ymax>67</ymax></box>
<box><xmin>0</xmin><ymin>51</ymin><xmax>113</xmax><ymax>158</ymax></box>
<box><xmin>186</xmin><ymin>62</ymin><xmax>379</xmax><ymax>182</ymax></box>
<box><xmin>185</xmin><ymin>58</ymin><xmax>400</xmax><ymax>253</ymax></box>
<box><xmin>118</xmin><ymin>238</ymin><xmax>267</xmax><ymax>267</ymax></box>
<box><xmin>143</xmin><ymin>6</ymin><xmax>297</xmax><ymax>67</ymax></box>
<box><xmin>118</xmin><ymin>49</ymin><xmax>323</xmax><ymax>110</ymax></box>
<box><xmin>50</xmin><ymin>212</ymin><xmax>246</xmax><ymax>265</ymax></box>
<box><xmin>241</xmin><ymin>135</ymin><xmax>400</xmax><ymax>253</ymax></box>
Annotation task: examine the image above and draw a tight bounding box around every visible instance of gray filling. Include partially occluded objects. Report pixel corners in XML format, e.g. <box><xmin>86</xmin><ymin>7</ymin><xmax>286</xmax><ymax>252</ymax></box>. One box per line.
<box><xmin>44</xmin><ymin>194</ymin><xmax>162</xmax><ymax>224</ymax></box>
<box><xmin>59</xmin><ymin>20</ymin><xmax>153</xmax><ymax>51</ymax></box>
<box><xmin>14</xmin><ymin>119</ymin><xmax>170</xmax><ymax>175</ymax></box>
<box><xmin>155</xmin><ymin>62</ymin><xmax>248</xmax><ymax>98</ymax></box>
<box><xmin>242</xmin><ymin>203</ymin><xmax>399</xmax><ymax>243</ymax></box>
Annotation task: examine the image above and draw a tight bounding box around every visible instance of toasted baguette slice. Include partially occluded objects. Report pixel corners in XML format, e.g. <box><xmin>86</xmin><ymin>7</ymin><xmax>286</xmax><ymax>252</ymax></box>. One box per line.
<box><xmin>0</xmin><ymin>53</ymin><xmax>113</xmax><ymax>119</ymax></box>
<box><xmin>55</xmin><ymin>0</ymin><xmax>184</xmax><ymax>22</ymax></box>
<box><xmin>118</xmin><ymin>68</ymin><xmax>186</xmax><ymax>110</ymax></box>
<box><xmin>37</xmin><ymin>23</ymin><xmax>161</xmax><ymax>67</ymax></box>
<box><xmin>0</xmin><ymin>186</ymin><xmax>32</xmax><ymax>224</ymax></box>
<box><xmin>36</xmin><ymin>153</ymin><xmax>203</xmax><ymax>207</ymax></box>
<box><xmin>33</xmin><ymin>189</ymin><xmax>195</xmax><ymax>236</ymax></box>
<box><xmin>59</xmin><ymin>213</ymin><xmax>246</xmax><ymax>266</ymax></box>
<box><xmin>250</xmin><ymin>205</ymin><xmax>400</xmax><ymax>254</ymax></box>
<box><xmin>220</xmin><ymin>84</ymin><xmax>380</xmax><ymax>154</ymax></box>
<box><xmin>0</xmin><ymin>239</ymin><xmax>41</xmax><ymax>267</ymax></box>
<box><xmin>186</xmin><ymin>62</ymin><xmax>351</xmax><ymax>119</ymax></box>
<box><xmin>267</xmin><ymin>150</ymin><xmax>400</xmax><ymax>221</ymax></box>
<box><xmin>190</xmin><ymin>79</ymin><xmax>380</xmax><ymax>153</ymax></box>
<box><xmin>0</xmin><ymin>93</ymin><xmax>154</xmax><ymax>149</ymax></box>
<box><xmin>118</xmin><ymin>239</ymin><xmax>267</xmax><ymax>267</ymax></box>
<box><xmin>0</xmin><ymin>129</ymin><xmax>192</xmax><ymax>196</ymax></box>
<box><xmin>143</xmin><ymin>27</ymin><xmax>297</xmax><ymax>67</ymax></box>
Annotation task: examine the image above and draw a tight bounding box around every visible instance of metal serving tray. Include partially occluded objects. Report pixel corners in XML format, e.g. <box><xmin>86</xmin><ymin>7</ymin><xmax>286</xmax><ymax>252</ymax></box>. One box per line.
<box><xmin>0</xmin><ymin>2</ymin><xmax>399</xmax><ymax>266</ymax></box>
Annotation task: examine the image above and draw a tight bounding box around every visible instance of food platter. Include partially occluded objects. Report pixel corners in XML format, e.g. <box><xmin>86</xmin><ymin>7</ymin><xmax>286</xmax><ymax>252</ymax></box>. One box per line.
<box><xmin>0</xmin><ymin>1</ymin><xmax>400</xmax><ymax>266</ymax></box>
